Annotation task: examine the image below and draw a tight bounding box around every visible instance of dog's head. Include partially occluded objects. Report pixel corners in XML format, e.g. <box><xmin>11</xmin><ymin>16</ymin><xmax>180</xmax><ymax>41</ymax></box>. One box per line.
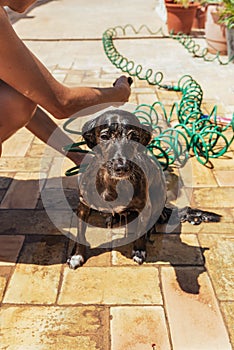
<box><xmin>82</xmin><ymin>109</ymin><xmax>152</xmax><ymax>179</ymax></box>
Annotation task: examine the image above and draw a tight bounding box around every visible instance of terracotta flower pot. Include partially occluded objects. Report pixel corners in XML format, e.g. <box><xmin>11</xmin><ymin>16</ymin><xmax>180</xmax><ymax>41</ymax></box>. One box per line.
<box><xmin>226</xmin><ymin>27</ymin><xmax>234</xmax><ymax>62</ymax></box>
<box><xmin>165</xmin><ymin>2</ymin><xmax>199</xmax><ymax>34</ymax></box>
<box><xmin>205</xmin><ymin>4</ymin><xmax>227</xmax><ymax>55</ymax></box>
<box><xmin>193</xmin><ymin>5</ymin><xmax>206</xmax><ymax>29</ymax></box>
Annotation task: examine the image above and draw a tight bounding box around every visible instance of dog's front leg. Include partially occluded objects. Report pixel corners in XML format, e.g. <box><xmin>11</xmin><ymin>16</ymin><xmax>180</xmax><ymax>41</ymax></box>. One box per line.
<box><xmin>67</xmin><ymin>201</ymin><xmax>90</xmax><ymax>269</ymax></box>
<box><xmin>132</xmin><ymin>233</ymin><xmax>147</xmax><ymax>265</ymax></box>
<box><xmin>126</xmin><ymin>211</ymin><xmax>148</xmax><ymax>265</ymax></box>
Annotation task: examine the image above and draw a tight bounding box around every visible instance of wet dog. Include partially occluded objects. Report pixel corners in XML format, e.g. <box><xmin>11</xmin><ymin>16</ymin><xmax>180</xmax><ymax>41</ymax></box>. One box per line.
<box><xmin>67</xmin><ymin>109</ymin><xmax>221</xmax><ymax>269</ymax></box>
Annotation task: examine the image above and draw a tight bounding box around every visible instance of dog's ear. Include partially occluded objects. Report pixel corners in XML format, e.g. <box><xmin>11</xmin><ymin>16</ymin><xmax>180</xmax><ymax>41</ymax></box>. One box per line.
<box><xmin>139</xmin><ymin>125</ymin><xmax>152</xmax><ymax>146</ymax></box>
<box><xmin>82</xmin><ymin>118</ymin><xmax>98</xmax><ymax>149</ymax></box>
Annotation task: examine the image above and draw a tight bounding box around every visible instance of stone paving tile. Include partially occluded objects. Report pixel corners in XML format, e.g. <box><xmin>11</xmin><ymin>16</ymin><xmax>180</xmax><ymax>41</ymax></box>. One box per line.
<box><xmin>0</xmin><ymin>235</ymin><xmax>25</xmax><ymax>266</ymax></box>
<box><xmin>1</xmin><ymin>131</ymin><xmax>34</xmax><ymax>157</ymax></box>
<box><xmin>161</xmin><ymin>266</ymin><xmax>232</xmax><ymax>350</ymax></box>
<box><xmin>26</xmin><ymin>142</ymin><xmax>46</xmax><ymax>157</ymax></box>
<box><xmin>0</xmin><ymin>157</ymin><xmax>51</xmax><ymax>173</ymax></box>
<box><xmin>110</xmin><ymin>306</ymin><xmax>171</xmax><ymax>350</ymax></box>
<box><xmin>188</xmin><ymin>187</ymin><xmax>234</xmax><ymax>208</ymax></box>
<box><xmin>221</xmin><ymin>302</ymin><xmax>234</xmax><ymax>348</ymax></box>
<box><xmin>0</xmin><ymin>305</ymin><xmax>109</xmax><ymax>350</ymax></box>
<box><xmin>0</xmin><ymin>172</ymin><xmax>14</xmax><ymax>189</ymax></box>
<box><xmin>58</xmin><ymin>266</ymin><xmax>162</xmax><ymax>305</ymax></box>
<box><xmin>181</xmin><ymin>221</ymin><xmax>234</xmax><ymax>234</ymax></box>
<box><xmin>3</xmin><ymin>264</ymin><xmax>61</xmax><ymax>304</ymax></box>
<box><xmin>39</xmin><ymin>188</ymin><xmax>79</xmax><ymax>210</ymax></box>
<box><xmin>0</xmin><ymin>189</ymin><xmax>6</xmax><ymax>202</ymax></box>
<box><xmin>0</xmin><ymin>209</ymin><xmax>72</xmax><ymax>235</ymax></box>
<box><xmin>67</xmin><ymin>237</ymin><xmax>112</xmax><ymax>267</ymax></box>
<box><xmin>0</xmin><ymin>266</ymin><xmax>12</xmax><ymax>302</ymax></box>
<box><xmin>3</xmin><ymin>235</ymin><xmax>66</xmax><ymax>304</ymax></box>
<box><xmin>209</xmin><ymin>152</ymin><xmax>234</xmax><ymax>170</ymax></box>
<box><xmin>46</xmin><ymin>157</ymin><xmax>80</xmax><ymax>189</ymax></box>
<box><xmin>0</xmin><ymin>172</ymin><xmax>46</xmax><ymax>209</ymax></box>
<box><xmin>198</xmin><ymin>234</ymin><xmax>234</xmax><ymax>300</ymax></box>
<box><xmin>137</xmin><ymin>93</ymin><xmax>158</xmax><ymax>105</ymax></box>
<box><xmin>112</xmin><ymin>234</ymin><xmax>204</xmax><ymax>266</ymax></box>
<box><xmin>214</xmin><ymin>170</ymin><xmax>234</xmax><ymax>186</ymax></box>
<box><xmin>179</xmin><ymin>157</ymin><xmax>218</xmax><ymax>187</ymax></box>
<box><xmin>17</xmin><ymin>235</ymin><xmax>68</xmax><ymax>265</ymax></box>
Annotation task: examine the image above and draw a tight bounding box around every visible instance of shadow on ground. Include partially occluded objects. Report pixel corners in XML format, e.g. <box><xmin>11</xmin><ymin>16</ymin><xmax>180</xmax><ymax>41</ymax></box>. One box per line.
<box><xmin>0</xmin><ymin>175</ymin><xmax>209</xmax><ymax>294</ymax></box>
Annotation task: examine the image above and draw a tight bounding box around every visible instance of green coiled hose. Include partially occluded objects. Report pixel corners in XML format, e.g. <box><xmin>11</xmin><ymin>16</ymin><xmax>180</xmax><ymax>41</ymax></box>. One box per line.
<box><xmin>102</xmin><ymin>25</ymin><xmax>234</xmax><ymax>168</ymax></box>
<box><xmin>63</xmin><ymin>25</ymin><xmax>233</xmax><ymax>175</ymax></box>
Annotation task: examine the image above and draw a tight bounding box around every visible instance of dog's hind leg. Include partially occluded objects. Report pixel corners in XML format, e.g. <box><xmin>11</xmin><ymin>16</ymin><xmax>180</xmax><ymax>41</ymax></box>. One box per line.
<box><xmin>177</xmin><ymin>206</ymin><xmax>222</xmax><ymax>225</ymax></box>
<box><xmin>158</xmin><ymin>206</ymin><xmax>221</xmax><ymax>225</ymax></box>
<box><xmin>67</xmin><ymin>201</ymin><xmax>90</xmax><ymax>269</ymax></box>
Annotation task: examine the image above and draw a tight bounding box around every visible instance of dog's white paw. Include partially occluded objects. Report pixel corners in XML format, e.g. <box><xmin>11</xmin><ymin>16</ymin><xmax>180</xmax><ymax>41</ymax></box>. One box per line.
<box><xmin>67</xmin><ymin>254</ymin><xmax>85</xmax><ymax>269</ymax></box>
<box><xmin>132</xmin><ymin>250</ymin><xmax>146</xmax><ymax>265</ymax></box>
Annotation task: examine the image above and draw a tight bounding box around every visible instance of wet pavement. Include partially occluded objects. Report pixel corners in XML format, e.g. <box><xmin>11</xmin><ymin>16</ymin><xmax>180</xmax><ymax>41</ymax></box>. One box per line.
<box><xmin>0</xmin><ymin>0</ymin><xmax>233</xmax><ymax>349</ymax></box>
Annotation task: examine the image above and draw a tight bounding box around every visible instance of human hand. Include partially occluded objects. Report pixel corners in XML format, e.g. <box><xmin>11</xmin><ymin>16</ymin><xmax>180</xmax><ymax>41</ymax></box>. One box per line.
<box><xmin>112</xmin><ymin>75</ymin><xmax>132</xmax><ymax>102</ymax></box>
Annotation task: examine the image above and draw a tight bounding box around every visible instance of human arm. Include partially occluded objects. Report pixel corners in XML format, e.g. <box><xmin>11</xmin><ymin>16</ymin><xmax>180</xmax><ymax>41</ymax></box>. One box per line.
<box><xmin>0</xmin><ymin>7</ymin><xmax>131</xmax><ymax>119</ymax></box>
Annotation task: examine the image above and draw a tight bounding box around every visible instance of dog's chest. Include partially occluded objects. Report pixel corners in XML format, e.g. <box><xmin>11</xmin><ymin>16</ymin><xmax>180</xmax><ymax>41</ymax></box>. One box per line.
<box><xmin>79</xmin><ymin>175</ymin><xmax>145</xmax><ymax>214</ymax></box>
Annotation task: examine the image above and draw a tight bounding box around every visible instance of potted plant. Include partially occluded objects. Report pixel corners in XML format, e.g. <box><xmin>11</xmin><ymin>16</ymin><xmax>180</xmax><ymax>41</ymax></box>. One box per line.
<box><xmin>165</xmin><ymin>0</ymin><xmax>200</xmax><ymax>34</ymax></box>
<box><xmin>204</xmin><ymin>0</ymin><xmax>228</xmax><ymax>54</ymax></box>
<box><xmin>218</xmin><ymin>0</ymin><xmax>234</xmax><ymax>60</ymax></box>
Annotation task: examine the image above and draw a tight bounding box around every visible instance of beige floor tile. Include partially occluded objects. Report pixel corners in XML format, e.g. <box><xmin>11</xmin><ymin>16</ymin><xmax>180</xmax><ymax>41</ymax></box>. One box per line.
<box><xmin>0</xmin><ymin>157</ymin><xmax>51</xmax><ymax>172</ymax></box>
<box><xmin>214</xmin><ymin>170</ymin><xmax>234</xmax><ymax>186</ymax></box>
<box><xmin>198</xmin><ymin>234</ymin><xmax>234</xmax><ymax>300</ymax></box>
<box><xmin>0</xmin><ymin>305</ymin><xmax>109</xmax><ymax>350</ymax></box>
<box><xmin>220</xmin><ymin>302</ymin><xmax>234</xmax><ymax>349</ymax></box>
<box><xmin>0</xmin><ymin>266</ymin><xmax>12</xmax><ymax>302</ymax></box>
<box><xmin>110</xmin><ymin>306</ymin><xmax>171</xmax><ymax>350</ymax></box>
<box><xmin>39</xmin><ymin>187</ymin><xmax>79</xmax><ymax>210</ymax></box>
<box><xmin>0</xmin><ymin>209</ymin><xmax>72</xmax><ymax>235</ymax></box>
<box><xmin>179</xmin><ymin>158</ymin><xmax>217</xmax><ymax>187</ymax></box>
<box><xmin>0</xmin><ymin>173</ymin><xmax>14</xmax><ymax>189</ymax></box>
<box><xmin>59</xmin><ymin>266</ymin><xmax>162</xmax><ymax>305</ymax></box>
<box><xmin>180</xmin><ymin>220</ymin><xmax>234</xmax><ymax>235</ymax></box>
<box><xmin>161</xmin><ymin>267</ymin><xmax>232</xmax><ymax>350</ymax></box>
<box><xmin>1</xmin><ymin>131</ymin><xmax>34</xmax><ymax>157</ymax></box>
<box><xmin>68</xmin><ymin>240</ymin><xmax>112</xmax><ymax>267</ymax></box>
<box><xmin>26</xmin><ymin>143</ymin><xmax>46</xmax><ymax>157</ymax></box>
<box><xmin>0</xmin><ymin>172</ymin><xmax>46</xmax><ymax>209</ymax></box>
<box><xmin>189</xmin><ymin>187</ymin><xmax>234</xmax><ymax>208</ymax></box>
<box><xmin>112</xmin><ymin>234</ymin><xmax>204</xmax><ymax>266</ymax></box>
<box><xmin>3</xmin><ymin>235</ymin><xmax>66</xmax><ymax>304</ymax></box>
<box><xmin>210</xmin><ymin>153</ymin><xmax>234</xmax><ymax>170</ymax></box>
<box><xmin>137</xmin><ymin>93</ymin><xmax>158</xmax><ymax>105</ymax></box>
<box><xmin>0</xmin><ymin>235</ymin><xmax>25</xmax><ymax>266</ymax></box>
<box><xmin>0</xmin><ymin>189</ymin><xmax>6</xmax><ymax>202</ymax></box>
<box><xmin>17</xmin><ymin>235</ymin><xmax>67</xmax><ymax>265</ymax></box>
<box><xmin>3</xmin><ymin>264</ymin><xmax>61</xmax><ymax>304</ymax></box>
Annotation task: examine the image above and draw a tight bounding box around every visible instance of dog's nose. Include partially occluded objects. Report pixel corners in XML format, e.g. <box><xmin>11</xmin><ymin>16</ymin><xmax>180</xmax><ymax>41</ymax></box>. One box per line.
<box><xmin>112</xmin><ymin>157</ymin><xmax>129</xmax><ymax>173</ymax></box>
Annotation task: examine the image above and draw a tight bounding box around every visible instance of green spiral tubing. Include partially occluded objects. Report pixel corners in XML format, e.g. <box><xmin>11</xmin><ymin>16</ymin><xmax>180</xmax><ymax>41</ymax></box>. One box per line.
<box><xmin>102</xmin><ymin>24</ymin><xmax>234</xmax><ymax>66</ymax></box>
<box><xmin>102</xmin><ymin>25</ymin><xmax>234</xmax><ymax>168</ymax></box>
<box><xmin>63</xmin><ymin>25</ymin><xmax>233</xmax><ymax>175</ymax></box>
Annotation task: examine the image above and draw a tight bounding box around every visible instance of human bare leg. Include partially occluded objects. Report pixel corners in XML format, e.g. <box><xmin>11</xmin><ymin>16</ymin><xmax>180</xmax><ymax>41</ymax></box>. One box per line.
<box><xmin>0</xmin><ymin>80</ymin><xmax>36</xmax><ymax>143</ymax></box>
<box><xmin>26</xmin><ymin>107</ymin><xmax>86</xmax><ymax>165</ymax></box>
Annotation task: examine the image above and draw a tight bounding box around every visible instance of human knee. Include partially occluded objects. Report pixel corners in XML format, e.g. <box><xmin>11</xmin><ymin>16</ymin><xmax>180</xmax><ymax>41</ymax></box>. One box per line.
<box><xmin>16</xmin><ymin>96</ymin><xmax>37</xmax><ymax>128</ymax></box>
<box><xmin>0</xmin><ymin>82</ymin><xmax>37</xmax><ymax>140</ymax></box>
<box><xmin>1</xmin><ymin>81</ymin><xmax>36</xmax><ymax>123</ymax></box>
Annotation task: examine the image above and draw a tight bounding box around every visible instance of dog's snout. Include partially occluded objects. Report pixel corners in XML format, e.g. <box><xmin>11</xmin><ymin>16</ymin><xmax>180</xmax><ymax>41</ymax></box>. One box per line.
<box><xmin>113</xmin><ymin>158</ymin><xmax>128</xmax><ymax>172</ymax></box>
<box><xmin>107</xmin><ymin>157</ymin><xmax>130</xmax><ymax>176</ymax></box>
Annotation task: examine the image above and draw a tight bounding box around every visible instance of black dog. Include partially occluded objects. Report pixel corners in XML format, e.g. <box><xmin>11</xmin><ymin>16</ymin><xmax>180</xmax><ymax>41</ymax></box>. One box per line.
<box><xmin>67</xmin><ymin>109</ymin><xmax>220</xmax><ymax>269</ymax></box>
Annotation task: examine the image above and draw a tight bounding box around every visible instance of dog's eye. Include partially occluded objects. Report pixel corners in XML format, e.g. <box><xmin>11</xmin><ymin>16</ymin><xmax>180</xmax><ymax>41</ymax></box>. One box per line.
<box><xmin>100</xmin><ymin>134</ymin><xmax>110</xmax><ymax>141</ymax></box>
<box><xmin>128</xmin><ymin>131</ymin><xmax>140</xmax><ymax>142</ymax></box>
